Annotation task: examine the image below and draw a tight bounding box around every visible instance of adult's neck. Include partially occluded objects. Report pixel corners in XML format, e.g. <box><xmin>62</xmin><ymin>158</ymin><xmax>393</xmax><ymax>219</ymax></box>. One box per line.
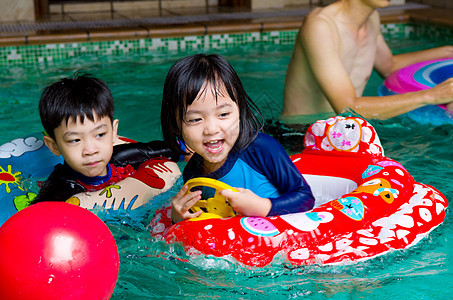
<box><xmin>337</xmin><ymin>0</ymin><xmax>377</xmax><ymax>29</ymax></box>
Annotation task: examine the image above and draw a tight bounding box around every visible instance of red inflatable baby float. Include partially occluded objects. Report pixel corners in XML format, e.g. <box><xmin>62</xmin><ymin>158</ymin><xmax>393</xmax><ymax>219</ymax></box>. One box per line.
<box><xmin>0</xmin><ymin>202</ymin><xmax>119</xmax><ymax>299</ymax></box>
<box><xmin>150</xmin><ymin>117</ymin><xmax>448</xmax><ymax>267</ymax></box>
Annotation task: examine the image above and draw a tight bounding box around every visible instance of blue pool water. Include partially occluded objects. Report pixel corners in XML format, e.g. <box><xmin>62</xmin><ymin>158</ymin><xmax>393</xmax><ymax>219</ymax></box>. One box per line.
<box><xmin>0</xmin><ymin>25</ymin><xmax>452</xmax><ymax>299</ymax></box>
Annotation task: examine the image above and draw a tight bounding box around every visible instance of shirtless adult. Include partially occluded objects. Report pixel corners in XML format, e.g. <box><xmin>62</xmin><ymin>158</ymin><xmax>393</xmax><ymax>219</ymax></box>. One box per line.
<box><xmin>281</xmin><ymin>0</ymin><xmax>453</xmax><ymax>120</ymax></box>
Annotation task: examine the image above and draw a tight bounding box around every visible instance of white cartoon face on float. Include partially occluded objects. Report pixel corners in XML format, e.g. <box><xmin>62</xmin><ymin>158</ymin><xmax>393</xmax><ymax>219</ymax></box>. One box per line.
<box><xmin>326</xmin><ymin>118</ymin><xmax>362</xmax><ymax>151</ymax></box>
<box><xmin>352</xmin><ymin>178</ymin><xmax>399</xmax><ymax>204</ymax></box>
<box><xmin>303</xmin><ymin>116</ymin><xmax>384</xmax><ymax>155</ymax></box>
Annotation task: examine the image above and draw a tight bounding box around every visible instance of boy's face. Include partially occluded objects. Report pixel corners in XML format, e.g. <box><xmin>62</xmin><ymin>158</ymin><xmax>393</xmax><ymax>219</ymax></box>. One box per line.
<box><xmin>44</xmin><ymin>113</ymin><xmax>118</xmax><ymax>178</ymax></box>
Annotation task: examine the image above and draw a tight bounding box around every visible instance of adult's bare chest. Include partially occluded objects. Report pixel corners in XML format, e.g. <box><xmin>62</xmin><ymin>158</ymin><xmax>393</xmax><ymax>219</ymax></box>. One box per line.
<box><xmin>339</xmin><ymin>26</ymin><xmax>377</xmax><ymax>92</ymax></box>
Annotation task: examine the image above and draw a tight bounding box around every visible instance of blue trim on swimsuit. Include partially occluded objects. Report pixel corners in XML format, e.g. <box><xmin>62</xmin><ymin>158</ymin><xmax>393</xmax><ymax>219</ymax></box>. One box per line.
<box><xmin>69</xmin><ymin>162</ymin><xmax>112</xmax><ymax>185</ymax></box>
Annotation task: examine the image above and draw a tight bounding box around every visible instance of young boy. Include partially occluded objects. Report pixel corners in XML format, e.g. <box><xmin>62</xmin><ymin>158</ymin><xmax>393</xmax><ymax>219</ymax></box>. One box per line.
<box><xmin>32</xmin><ymin>72</ymin><xmax>181</xmax><ymax>209</ymax></box>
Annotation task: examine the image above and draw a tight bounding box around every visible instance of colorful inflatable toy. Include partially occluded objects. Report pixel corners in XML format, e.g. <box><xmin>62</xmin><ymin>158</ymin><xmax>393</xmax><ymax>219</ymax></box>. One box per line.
<box><xmin>379</xmin><ymin>58</ymin><xmax>453</xmax><ymax>98</ymax></box>
<box><xmin>0</xmin><ymin>202</ymin><xmax>119</xmax><ymax>299</ymax></box>
<box><xmin>150</xmin><ymin>116</ymin><xmax>448</xmax><ymax>267</ymax></box>
<box><xmin>0</xmin><ymin>133</ymin><xmax>180</xmax><ymax>227</ymax></box>
<box><xmin>378</xmin><ymin>58</ymin><xmax>453</xmax><ymax>124</ymax></box>
<box><xmin>0</xmin><ymin>133</ymin><xmax>62</xmax><ymax>226</ymax></box>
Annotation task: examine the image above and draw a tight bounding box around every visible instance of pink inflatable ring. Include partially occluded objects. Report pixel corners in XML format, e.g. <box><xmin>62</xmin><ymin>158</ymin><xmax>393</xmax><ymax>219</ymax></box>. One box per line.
<box><xmin>379</xmin><ymin>58</ymin><xmax>453</xmax><ymax>109</ymax></box>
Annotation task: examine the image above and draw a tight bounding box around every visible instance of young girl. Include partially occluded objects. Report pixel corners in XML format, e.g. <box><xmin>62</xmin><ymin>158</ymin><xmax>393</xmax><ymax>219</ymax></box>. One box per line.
<box><xmin>161</xmin><ymin>54</ymin><xmax>314</xmax><ymax>223</ymax></box>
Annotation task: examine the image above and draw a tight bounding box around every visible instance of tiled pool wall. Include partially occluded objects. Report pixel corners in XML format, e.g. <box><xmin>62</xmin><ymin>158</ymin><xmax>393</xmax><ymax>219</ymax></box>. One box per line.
<box><xmin>381</xmin><ymin>22</ymin><xmax>453</xmax><ymax>42</ymax></box>
<box><xmin>1</xmin><ymin>23</ymin><xmax>452</xmax><ymax>66</ymax></box>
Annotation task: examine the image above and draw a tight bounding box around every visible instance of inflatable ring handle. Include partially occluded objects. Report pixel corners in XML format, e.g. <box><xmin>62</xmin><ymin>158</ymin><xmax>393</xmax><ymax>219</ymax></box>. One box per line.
<box><xmin>186</xmin><ymin>177</ymin><xmax>238</xmax><ymax>219</ymax></box>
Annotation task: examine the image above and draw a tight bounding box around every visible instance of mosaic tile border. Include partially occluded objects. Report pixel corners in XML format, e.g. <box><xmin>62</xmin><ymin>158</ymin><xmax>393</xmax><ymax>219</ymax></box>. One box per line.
<box><xmin>1</xmin><ymin>23</ymin><xmax>452</xmax><ymax>67</ymax></box>
<box><xmin>0</xmin><ymin>31</ymin><xmax>297</xmax><ymax>67</ymax></box>
<box><xmin>381</xmin><ymin>22</ymin><xmax>453</xmax><ymax>42</ymax></box>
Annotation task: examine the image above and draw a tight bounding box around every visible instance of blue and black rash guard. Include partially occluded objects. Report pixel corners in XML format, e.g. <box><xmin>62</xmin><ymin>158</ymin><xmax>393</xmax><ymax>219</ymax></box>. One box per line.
<box><xmin>183</xmin><ymin>133</ymin><xmax>314</xmax><ymax>216</ymax></box>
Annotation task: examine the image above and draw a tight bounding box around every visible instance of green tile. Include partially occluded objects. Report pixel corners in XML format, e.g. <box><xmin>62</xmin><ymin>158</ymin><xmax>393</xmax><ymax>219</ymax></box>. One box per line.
<box><xmin>1</xmin><ymin>24</ymin><xmax>452</xmax><ymax>66</ymax></box>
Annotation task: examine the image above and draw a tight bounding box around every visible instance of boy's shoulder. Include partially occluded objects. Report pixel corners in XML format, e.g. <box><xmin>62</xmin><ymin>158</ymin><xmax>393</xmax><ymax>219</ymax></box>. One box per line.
<box><xmin>33</xmin><ymin>163</ymin><xmax>84</xmax><ymax>203</ymax></box>
<box><xmin>45</xmin><ymin>163</ymin><xmax>76</xmax><ymax>181</ymax></box>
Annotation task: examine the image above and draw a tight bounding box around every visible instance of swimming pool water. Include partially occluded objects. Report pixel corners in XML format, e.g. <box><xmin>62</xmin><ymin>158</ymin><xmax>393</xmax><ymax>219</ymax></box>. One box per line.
<box><xmin>0</xmin><ymin>25</ymin><xmax>452</xmax><ymax>299</ymax></box>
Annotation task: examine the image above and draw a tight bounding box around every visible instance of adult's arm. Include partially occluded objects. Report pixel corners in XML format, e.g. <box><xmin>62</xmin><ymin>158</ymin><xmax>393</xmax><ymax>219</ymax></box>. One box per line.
<box><xmin>374</xmin><ymin>31</ymin><xmax>453</xmax><ymax>77</ymax></box>
<box><xmin>303</xmin><ymin>13</ymin><xmax>453</xmax><ymax>119</ymax></box>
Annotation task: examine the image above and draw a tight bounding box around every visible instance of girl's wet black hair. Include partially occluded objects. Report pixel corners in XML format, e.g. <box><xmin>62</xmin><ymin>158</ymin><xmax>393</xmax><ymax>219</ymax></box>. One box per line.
<box><xmin>39</xmin><ymin>71</ymin><xmax>114</xmax><ymax>139</ymax></box>
<box><xmin>161</xmin><ymin>54</ymin><xmax>264</xmax><ymax>155</ymax></box>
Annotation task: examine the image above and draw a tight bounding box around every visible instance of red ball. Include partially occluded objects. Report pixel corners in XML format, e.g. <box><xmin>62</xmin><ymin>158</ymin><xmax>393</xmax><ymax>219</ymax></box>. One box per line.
<box><xmin>0</xmin><ymin>202</ymin><xmax>119</xmax><ymax>300</ymax></box>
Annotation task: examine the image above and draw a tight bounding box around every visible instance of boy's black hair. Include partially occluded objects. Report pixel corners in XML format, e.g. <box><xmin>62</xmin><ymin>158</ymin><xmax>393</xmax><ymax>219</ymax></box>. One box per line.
<box><xmin>39</xmin><ymin>71</ymin><xmax>114</xmax><ymax>139</ymax></box>
<box><xmin>161</xmin><ymin>54</ymin><xmax>264</xmax><ymax>155</ymax></box>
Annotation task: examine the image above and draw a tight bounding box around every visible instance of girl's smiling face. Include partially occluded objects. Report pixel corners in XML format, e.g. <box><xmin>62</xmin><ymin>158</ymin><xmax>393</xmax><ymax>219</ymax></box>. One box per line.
<box><xmin>181</xmin><ymin>82</ymin><xmax>240</xmax><ymax>174</ymax></box>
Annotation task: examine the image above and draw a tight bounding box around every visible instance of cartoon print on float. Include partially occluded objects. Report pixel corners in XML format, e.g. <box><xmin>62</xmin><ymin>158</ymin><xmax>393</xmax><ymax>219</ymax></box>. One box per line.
<box><xmin>289</xmin><ymin>120</ymin><xmax>405</xmax><ymax>227</ymax></box>
<box><xmin>0</xmin><ymin>165</ymin><xmax>36</xmax><ymax>211</ymax></box>
<box><xmin>362</xmin><ymin>165</ymin><xmax>384</xmax><ymax>177</ymax></box>
<box><xmin>0</xmin><ymin>136</ymin><xmax>42</xmax><ymax>205</ymax></box>
<box><xmin>240</xmin><ymin>217</ymin><xmax>280</xmax><ymax>237</ymax></box>
<box><xmin>304</xmin><ymin>116</ymin><xmax>384</xmax><ymax>155</ymax></box>
<box><xmin>0</xmin><ymin>136</ymin><xmax>45</xmax><ymax>159</ymax></box>
<box><xmin>0</xmin><ymin>134</ymin><xmax>62</xmax><ymax>225</ymax></box>
<box><xmin>0</xmin><ymin>165</ymin><xmax>22</xmax><ymax>194</ymax></box>
<box><xmin>66</xmin><ymin>157</ymin><xmax>180</xmax><ymax>210</ymax></box>
<box><xmin>351</xmin><ymin>178</ymin><xmax>399</xmax><ymax>204</ymax></box>
<box><xmin>330</xmin><ymin>196</ymin><xmax>364</xmax><ymax>220</ymax></box>
<box><xmin>326</xmin><ymin>118</ymin><xmax>362</xmax><ymax>151</ymax></box>
<box><xmin>357</xmin><ymin>160</ymin><xmax>406</xmax><ymax>204</ymax></box>
<box><xmin>0</xmin><ymin>136</ymin><xmax>54</xmax><ymax>209</ymax></box>
<box><xmin>280</xmin><ymin>211</ymin><xmax>334</xmax><ymax>232</ymax></box>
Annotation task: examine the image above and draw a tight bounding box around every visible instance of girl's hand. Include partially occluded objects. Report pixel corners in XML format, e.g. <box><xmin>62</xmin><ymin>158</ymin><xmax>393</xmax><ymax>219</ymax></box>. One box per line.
<box><xmin>171</xmin><ymin>185</ymin><xmax>202</xmax><ymax>223</ymax></box>
<box><xmin>220</xmin><ymin>188</ymin><xmax>272</xmax><ymax>217</ymax></box>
